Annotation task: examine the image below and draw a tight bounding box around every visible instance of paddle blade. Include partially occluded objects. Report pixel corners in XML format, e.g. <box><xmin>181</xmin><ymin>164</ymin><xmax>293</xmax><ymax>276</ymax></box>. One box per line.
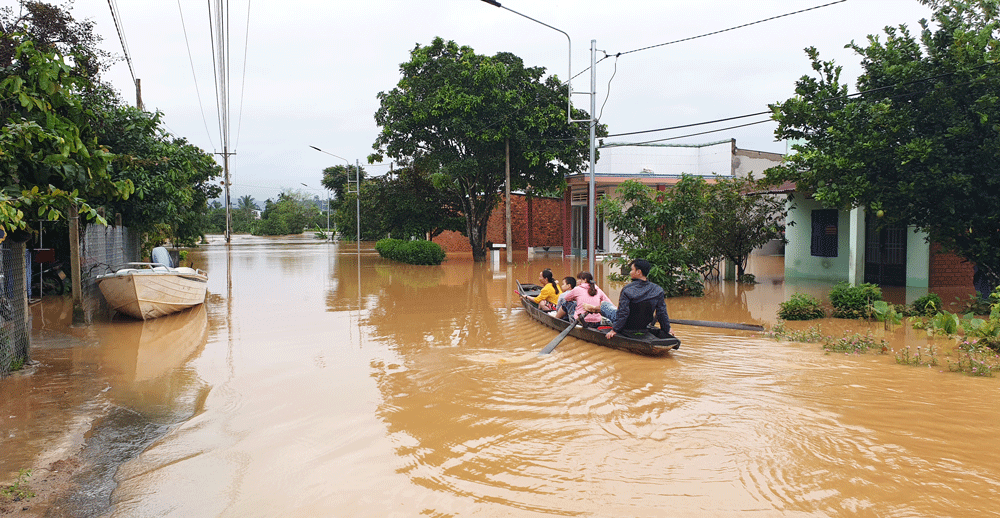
<box><xmin>538</xmin><ymin>316</ymin><xmax>581</xmax><ymax>355</ymax></box>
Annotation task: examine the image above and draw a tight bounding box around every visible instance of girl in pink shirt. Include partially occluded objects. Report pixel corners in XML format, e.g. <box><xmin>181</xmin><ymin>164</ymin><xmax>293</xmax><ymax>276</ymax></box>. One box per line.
<box><xmin>561</xmin><ymin>271</ymin><xmax>612</xmax><ymax>326</ymax></box>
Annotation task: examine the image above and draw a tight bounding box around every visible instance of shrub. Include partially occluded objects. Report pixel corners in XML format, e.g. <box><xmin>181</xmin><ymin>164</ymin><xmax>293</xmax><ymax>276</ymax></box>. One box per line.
<box><xmin>375</xmin><ymin>238</ymin><xmax>446</xmax><ymax>265</ymax></box>
<box><xmin>778</xmin><ymin>293</ymin><xmax>826</xmax><ymax>320</ymax></box>
<box><xmin>828</xmin><ymin>282</ymin><xmax>882</xmax><ymax>319</ymax></box>
<box><xmin>910</xmin><ymin>293</ymin><xmax>943</xmax><ymax>317</ymax></box>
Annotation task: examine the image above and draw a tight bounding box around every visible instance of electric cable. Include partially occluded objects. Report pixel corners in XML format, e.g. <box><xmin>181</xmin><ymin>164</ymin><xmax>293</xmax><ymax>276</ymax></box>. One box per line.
<box><xmin>234</xmin><ymin>0</ymin><xmax>251</xmax><ymax>151</ymax></box>
<box><xmin>617</xmin><ymin>0</ymin><xmax>847</xmax><ymax>57</ymax></box>
<box><xmin>177</xmin><ymin>0</ymin><xmax>217</xmax><ymax>150</ymax></box>
<box><xmin>106</xmin><ymin>0</ymin><xmax>136</xmax><ymax>85</ymax></box>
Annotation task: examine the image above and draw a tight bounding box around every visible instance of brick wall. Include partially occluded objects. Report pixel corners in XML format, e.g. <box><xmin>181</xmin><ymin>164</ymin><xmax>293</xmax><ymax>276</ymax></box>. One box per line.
<box><xmin>929</xmin><ymin>243</ymin><xmax>975</xmax><ymax>288</ymax></box>
<box><xmin>433</xmin><ymin>194</ymin><xmax>564</xmax><ymax>253</ymax></box>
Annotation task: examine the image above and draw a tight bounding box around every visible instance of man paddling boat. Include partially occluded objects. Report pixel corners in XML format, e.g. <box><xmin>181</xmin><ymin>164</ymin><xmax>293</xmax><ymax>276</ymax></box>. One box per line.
<box><xmin>603</xmin><ymin>259</ymin><xmax>671</xmax><ymax>340</ymax></box>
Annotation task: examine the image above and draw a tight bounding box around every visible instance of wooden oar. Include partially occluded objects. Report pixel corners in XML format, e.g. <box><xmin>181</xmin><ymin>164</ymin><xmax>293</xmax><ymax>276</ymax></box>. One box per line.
<box><xmin>668</xmin><ymin>318</ymin><xmax>764</xmax><ymax>332</ymax></box>
<box><xmin>538</xmin><ymin>315</ymin><xmax>583</xmax><ymax>356</ymax></box>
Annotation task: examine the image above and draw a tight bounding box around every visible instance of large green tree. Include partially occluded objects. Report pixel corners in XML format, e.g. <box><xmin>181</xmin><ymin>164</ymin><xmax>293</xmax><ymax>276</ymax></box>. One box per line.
<box><xmin>370</xmin><ymin>37</ymin><xmax>602</xmax><ymax>261</ymax></box>
<box><xmin>0</xmin><ymin>37</ymin><xmax>131</xmax><ymax>232</ymax></box>
<box><xmin>92</xmin><ymin>106</ymin><xmax>221</xmax><ymax>245</ymax></box>
<box><xmin>767</xmin><ymin>0</ymin><xmax>1000</xmax><ymax>291</ymax></box>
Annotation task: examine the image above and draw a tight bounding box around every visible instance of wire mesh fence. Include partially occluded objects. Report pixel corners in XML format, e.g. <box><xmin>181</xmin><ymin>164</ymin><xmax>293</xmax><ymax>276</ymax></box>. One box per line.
<box><xmin>1</xmin><ymin>240</ymin><xmax>30</xmax><ymax>378</ymax></box>
<box><xmin>79</xmin><ymin>223</ymin><xmax>141</xmax><ymax>321</ymax></box>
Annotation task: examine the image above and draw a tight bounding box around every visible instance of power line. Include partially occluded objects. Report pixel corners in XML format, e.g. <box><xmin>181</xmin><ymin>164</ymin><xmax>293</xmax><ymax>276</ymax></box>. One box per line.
<box><xmin>617</xmin><ymin>0</ymin><xmax>847</xmax><ymax>57</ymax></box>
<box><xmin>106</xmin><ymin>0</ymin><xmax>135</xmax><ymax>85</ymax></box>
<box><xmin>177</xmin><ymin>0</ymin><xmax>216</xmax><ymax>150</ymax></box>
<box><xmin>234</xmin><ymin>0</ymin><xmax>252</xmax><ymax>151</ymax></box>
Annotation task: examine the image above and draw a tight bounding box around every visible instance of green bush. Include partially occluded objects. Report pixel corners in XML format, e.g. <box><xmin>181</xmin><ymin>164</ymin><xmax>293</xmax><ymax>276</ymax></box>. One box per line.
<box><xmin>910</xmin><ymin>293</ymin><xmax>943</xmax><ymax>317</ymax></box>
<box><xmin>828</xmin><ymin>282</ymin><xmax>882</xmax><ymax>319</ymax></box>
<box><xmin>375</xmin><ymin>238</ymin><xmax>446</xmax><ymax>265</ymax></box>
<box><xmin>778</xmin><ymin>293</ymin><xmax>826</xmax><ymax>320</ymax></box>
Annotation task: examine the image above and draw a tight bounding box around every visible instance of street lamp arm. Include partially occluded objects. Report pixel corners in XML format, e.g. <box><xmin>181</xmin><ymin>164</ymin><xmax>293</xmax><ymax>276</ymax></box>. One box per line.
<box><xmin>309</xmin><ymin>145</ymin><xmax>349</xmax><ymax>166</ymax></box>
<box><xmin>479</xmin><ymin>0</ymin><xmax>575</xmax><ymax>124</ymax></box>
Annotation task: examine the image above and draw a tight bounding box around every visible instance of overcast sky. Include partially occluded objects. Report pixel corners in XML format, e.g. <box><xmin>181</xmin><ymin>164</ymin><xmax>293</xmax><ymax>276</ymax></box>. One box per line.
<box><xmin>58</xmin><ymin>0</ymin><xmax>935</xmax><ymax>205</ymax></box>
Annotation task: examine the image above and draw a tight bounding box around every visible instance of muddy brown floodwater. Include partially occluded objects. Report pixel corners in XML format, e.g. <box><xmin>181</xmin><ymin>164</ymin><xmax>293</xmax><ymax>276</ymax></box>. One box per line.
<box><xmin>2</xmin><ymin>234</ymin><xmax>999</xmax><ymax>517</ymax></box>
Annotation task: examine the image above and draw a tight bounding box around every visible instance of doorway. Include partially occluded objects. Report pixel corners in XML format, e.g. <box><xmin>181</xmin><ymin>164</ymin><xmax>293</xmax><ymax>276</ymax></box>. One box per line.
<box><xmin>864</xmin><ymin>215</ymin><xmax>907</xmax><ymax>286</ymax></box>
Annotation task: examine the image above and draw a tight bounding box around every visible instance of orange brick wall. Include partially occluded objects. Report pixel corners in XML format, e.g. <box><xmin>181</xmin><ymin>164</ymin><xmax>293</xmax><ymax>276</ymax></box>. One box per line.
<box><xmin>929</xmin><ymin>243</ymin><xmax>975</xmax><ymax>288</ymax></box>
<box><xmin>433</xmin><ymin>194</ymin><xmax>564</xmax><ymax>253</ymax></box>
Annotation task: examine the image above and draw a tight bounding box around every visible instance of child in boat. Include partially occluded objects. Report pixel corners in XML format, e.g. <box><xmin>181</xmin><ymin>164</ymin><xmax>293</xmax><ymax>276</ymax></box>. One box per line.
<box><xmin>559</xmin><ymin>271</ymin><xmax>612</xmax><ymax>327</ymax></box>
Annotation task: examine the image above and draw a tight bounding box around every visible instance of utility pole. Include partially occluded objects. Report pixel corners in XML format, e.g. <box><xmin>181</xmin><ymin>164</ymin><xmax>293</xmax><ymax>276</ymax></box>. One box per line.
<box><xmin>216</xmin><ymin>150</ymin><xmax>236</xmax><ymax>243</ymax></box>
<box><xmin>135</xmin><ymin>78</ymin><xmax>143</xmax><ymax>111</ymax></box>
<box><xmin>587</xmin><ymin>40</ymin><xmax>597</xmax><ymax>274</ymax></box>
<box><xmin>505</xmin><ymin>139</ymin><xmax>512</xmax><ymax>264</ymax></box>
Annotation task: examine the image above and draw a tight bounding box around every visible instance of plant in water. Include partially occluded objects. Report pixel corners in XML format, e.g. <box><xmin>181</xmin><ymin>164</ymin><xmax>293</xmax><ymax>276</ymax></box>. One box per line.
<box><xmin>766</xmin><ymin>321</ymin><xmax>826</xmax><ymax>343</ymax></box>
<box><xmin>777</xmin><ymin>293</ymin><xmax>826</xmax><ymax>321</ymax></box>
<box><xmin>909</xmin><ymin>293</ymin><xmax>943</xmax><ymax>317</ymax></box>
<box><xmin>894</xmin><ymin>345</ymin><xmax>939</xmax><ymax>367</ymax></box>
<box><xmin>871</xmin><ymin>300</ymin><xmax>903</xmax><ymax>329</ymax></box>
<box><xmin>822</xmin><ymin>331</ymin><xmax>889</xmax><ymax>354</ymax></box>
<box><xmin>828</xmin><ymin>282</ymin><xmax>883</xmax><ymax>319</ymax></box>
<box><xmin>947</xmin><ymin>339</ymin><xmax>1000</xmax><ymax>377</ymax></box>
<box><xmin>1</xmin><ymin>469</ymin><xmax>35</xmax><ymax>501</ymax></box>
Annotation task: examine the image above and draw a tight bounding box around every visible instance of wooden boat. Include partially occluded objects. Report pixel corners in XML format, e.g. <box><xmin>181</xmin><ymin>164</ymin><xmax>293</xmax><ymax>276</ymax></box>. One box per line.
<box><xmin>517</xmin><ymin>282</ymin><xmax>681</xmax><ymax>356</ymax></box>
<box><xmin>97</xmin><ymin>262</ymin><xmax>208</xmax><ymax>320</ymax></box>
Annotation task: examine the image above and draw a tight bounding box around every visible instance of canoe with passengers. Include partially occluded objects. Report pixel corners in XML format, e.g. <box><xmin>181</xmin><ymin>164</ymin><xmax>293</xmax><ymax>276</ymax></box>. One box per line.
<box><xmin>517</xmin><ymin>281</ymin><xmax>681</xmax><ymax>357</ymax></box>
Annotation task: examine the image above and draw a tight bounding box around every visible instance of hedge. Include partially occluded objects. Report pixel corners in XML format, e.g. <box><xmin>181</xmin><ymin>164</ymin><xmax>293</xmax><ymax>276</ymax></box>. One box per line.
<box><xmin>375</xmin><ymin>238</ymin><xmax>446</xmax><ymax>265</ymax></box>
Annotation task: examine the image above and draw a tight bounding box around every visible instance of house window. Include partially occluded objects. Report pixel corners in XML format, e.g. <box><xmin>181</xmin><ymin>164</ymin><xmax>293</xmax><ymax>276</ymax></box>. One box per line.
<box><xmin>811</xmin><ymin>209</ymin><xmax>839</xmax><ymax>257</ymax></box>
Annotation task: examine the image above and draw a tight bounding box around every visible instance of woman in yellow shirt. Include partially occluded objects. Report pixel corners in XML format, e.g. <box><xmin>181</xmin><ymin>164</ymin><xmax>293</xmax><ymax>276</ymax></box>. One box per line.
<box><xmin>531</xmin><ymin>268</ymin><xmax>562</xmax><ymax>311</ymax></box>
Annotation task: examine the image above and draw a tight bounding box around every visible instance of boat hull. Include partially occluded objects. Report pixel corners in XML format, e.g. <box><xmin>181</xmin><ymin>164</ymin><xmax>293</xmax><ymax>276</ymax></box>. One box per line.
<box><xmin>518</xmin><ymin>282</ymin><xmax>680</xmax><ymax>357</ymax></box>
<box><xmin>98</xmin><ymin>267</ymin><xmax>208</xmax><ymax>320</ymax></box>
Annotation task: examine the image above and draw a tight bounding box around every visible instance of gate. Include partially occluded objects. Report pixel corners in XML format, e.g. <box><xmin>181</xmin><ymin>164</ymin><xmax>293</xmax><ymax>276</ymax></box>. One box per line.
<box><xmin>864</xmin><ymin>215</ymin><xmax>907</xmax><ymax>286</ymax></box>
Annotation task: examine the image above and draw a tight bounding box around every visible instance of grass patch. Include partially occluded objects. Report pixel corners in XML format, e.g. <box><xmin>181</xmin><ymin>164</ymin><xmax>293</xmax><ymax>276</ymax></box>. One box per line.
<box><xmin>1</xmin><ymin>469</ymin><xmax>35</xmax><ymax>502</ymax></box>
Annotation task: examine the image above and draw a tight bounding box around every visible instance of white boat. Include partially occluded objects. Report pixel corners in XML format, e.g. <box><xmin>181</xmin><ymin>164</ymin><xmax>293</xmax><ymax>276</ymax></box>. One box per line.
<box><xmin>97</xmin><ymin>262</ymin><xmax>208</xmax><ymax>320</ymax></box>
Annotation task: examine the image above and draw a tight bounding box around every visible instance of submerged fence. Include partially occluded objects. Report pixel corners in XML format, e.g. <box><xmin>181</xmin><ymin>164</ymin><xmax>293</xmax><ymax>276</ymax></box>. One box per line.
<box><xmin>0</xmin><ymin>240</ymin><xmax>30</xmax><ymax>378</ymax></box>
<box><xmin>0</xmin><ymin>222</ymin><xmax>140</xmax><ymax>378</ymax></box>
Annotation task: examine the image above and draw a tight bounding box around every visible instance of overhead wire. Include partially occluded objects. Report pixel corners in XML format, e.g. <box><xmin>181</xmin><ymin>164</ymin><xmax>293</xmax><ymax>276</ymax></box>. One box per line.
<box><xmin>605</xmin><ymin>63</ymin><xmax>1000</xmax><ymax>147</ymax></box>
<box><xmin>474</xmin><ymin>0</ymin><xmax>846</xmax><ymax>142</ymax></box>
<box><xmin>617</xmin><ymin>0</ymin><xmax>848</xmax><ymax>57</ymax></box>
<box><xmin>106</xmin><ymin>0</ymin><xmax>136</xmax><ymax>85</ymax></box>
<box><xmin>234</xmin><ymin>0</ymin><xmax>252</xmax><ymax>151</ymax></box>
<box><xmin>177</xmin><ymin>0</ymin><xmax>217</xmax><ymax>150</ymax></box>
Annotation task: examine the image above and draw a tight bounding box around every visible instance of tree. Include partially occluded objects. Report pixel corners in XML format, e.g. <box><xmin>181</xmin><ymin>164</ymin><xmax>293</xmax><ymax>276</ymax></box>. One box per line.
<box><xmin>237</xmin><ymin>195</ymin><xmax>257</xmax><ymax>212</ymax></box>
<box><xmin>1</xmin><ymin>37</ymin><xmax>131</xmax><ymax>232</ymax></box>
<box><xmin>598</xmin><ymin>176</ymin><xmax>713</xmax><ymax>296</ymax></box>
<box><xmin>320</xmin><ymin>163</ymin><xmax>365</xmax><ymax>210</ymax></box>
<box><xmin>92</xmin><ymin>106</ymin><xmax>221</xmax><ymax>245</ymax></box>
<box><xmin>702</xmin><ymin>175</ymin><xmax>788</xmax><ymax>280</ymax></box>
<box><xmin>370</xmin><ymin>37</ymin><xmax>601</xmax><ymax>261</ymax></box>
<box><xmin>766</xmin><ymin>0</ymin><xmax>1000</xmax><ymax>292</ymax></box>
<box><xmin>255</xmin><ymin>190</ymin><xmax>321</xmax><ymax>236</ymax></box>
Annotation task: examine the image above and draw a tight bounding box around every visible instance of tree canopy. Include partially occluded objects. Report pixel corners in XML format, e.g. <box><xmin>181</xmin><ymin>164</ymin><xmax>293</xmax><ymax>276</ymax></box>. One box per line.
<box><xmin>766</xmin><ymin>0</ymin><xmax>1000</xmax><ymax>290</ymax></box>
<box><xmin>370</xmin><ymin>37</ymin><xmax>603</xmax><ymax>261</ymax></box>
<box><xmin>1</xmin><ymin>2</ymin><xmax>221</xmax><ymax>246</ymax></box>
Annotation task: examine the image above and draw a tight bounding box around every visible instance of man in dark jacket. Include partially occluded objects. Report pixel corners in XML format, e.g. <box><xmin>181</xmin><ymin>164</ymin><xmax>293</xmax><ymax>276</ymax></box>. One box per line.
<box><xmin>605</xmin><ymin>259</ymin><xmax>670</xmax><ymax>339</ymax></box>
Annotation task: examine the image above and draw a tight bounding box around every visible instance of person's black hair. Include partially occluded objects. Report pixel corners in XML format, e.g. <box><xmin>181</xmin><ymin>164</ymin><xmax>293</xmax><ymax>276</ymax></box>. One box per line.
<box><xmin>541</xmin><ymin>268</ymin><xmax>558</xmax><ymax>294</ymax></box>
<box><xmin>563</xmin><ymin>276</ymin><xmax>577</xmax><ymax>289</ymax></box>
<box><xmin>577</xmin><ymin>271</ymin><xmax>597</xmax><ymax>296</ymax></box>
<box><xmin>631</xmin><ymin>259</ymin><xmax>651</xmax><ymax>277</ymax></box>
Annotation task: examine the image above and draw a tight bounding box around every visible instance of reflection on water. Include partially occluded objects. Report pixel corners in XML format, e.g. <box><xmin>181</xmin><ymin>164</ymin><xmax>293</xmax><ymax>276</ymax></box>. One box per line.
<box><xmin>3</xmin><ymin>236</ymin><xmax>999</xmax><ymax>517</ymax></box>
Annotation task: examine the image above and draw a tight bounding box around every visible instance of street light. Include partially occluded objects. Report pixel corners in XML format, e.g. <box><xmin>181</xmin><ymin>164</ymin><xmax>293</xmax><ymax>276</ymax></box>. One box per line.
<box><xmin>301</xmin><ymin>182</ymin><xmax>331</xmax><ymax>240</ymax></box>
<box><xmin>309</xmin><ymin>146</ymin><xmax>359</xmax><ymax>252</ymax></box>
<box><xmin>480</xmin><ymin>1</ymin><xmax>598</xmax><ymax>273</ymax></box>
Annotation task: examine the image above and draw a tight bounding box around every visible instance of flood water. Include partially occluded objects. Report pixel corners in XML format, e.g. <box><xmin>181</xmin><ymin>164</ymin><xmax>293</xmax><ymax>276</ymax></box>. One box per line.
<box><xmin>3</xmin><ymin>234</ymin><xmax>1000</xmax><ymax>517</ymax></box>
